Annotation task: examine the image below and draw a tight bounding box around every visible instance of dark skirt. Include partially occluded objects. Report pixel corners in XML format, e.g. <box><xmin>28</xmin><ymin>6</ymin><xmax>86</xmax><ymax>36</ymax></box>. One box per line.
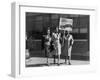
<box><xmin>61</xmin><ymin>39</ymin><xmax>68</xmax><ymax>57</ymax></box>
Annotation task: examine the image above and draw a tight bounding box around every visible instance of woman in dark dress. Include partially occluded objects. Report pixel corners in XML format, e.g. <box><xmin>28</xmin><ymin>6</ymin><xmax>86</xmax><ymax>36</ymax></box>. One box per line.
<box><xmin>62</xmin><ymin>31</ymin><xmax>74</xmax><ymax>65</ymax></box>
<box><xmin>44</xmin><ymin>28</ymin><xmax>51</xmax><ymax>65</ymax></box>
<box><xmin>61</xmin><ymin>31</ymin><xmax>68</xmax><ymax>64</ymax></box>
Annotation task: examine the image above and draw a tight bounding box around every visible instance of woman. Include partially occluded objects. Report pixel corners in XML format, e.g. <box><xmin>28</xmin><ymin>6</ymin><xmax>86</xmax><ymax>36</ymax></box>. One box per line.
<box><xmin>52</xmin><ymin>27</ymin><xmax>61</xmax><ymax>65</ymax></box>
<box><xmin>64</xmin><ymin>31</ymin><xmax>74</xmax><ymax>65</ymax></box>
<box><xmin>44</xmin><ymin>28</ymin><xmax>51</xmax><ymax>65</ymax></box>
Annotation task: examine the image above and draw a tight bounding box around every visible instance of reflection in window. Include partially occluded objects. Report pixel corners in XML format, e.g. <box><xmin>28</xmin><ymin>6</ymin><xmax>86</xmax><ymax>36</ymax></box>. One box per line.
<box><xmin>36</xmin><ymin>16</ymin><xmax>43</xmax><ymax>21</ymax></box>
<box><xmin>51</xmin><ymin>14</ymin><xmax>58</xmax><ymax>19</ymax></box>
<box><xmin>35</xmin><ymin>22</ymin><xmax>43</xmax><ymax>32</ymax></box>
<box><xmin>72</xmin><ymin>28</ymin><xmax>79</xmax><ymax>33</ymax></box>
<box><xmin>80</xmin><ymin>28</ymin><xmax>87</xmax><ymax>33</ymax></box>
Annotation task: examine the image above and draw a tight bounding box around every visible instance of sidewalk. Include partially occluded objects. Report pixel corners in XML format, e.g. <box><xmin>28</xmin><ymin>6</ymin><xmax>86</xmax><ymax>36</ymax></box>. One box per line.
<box><xmin>26</xmin><ymin>57</ymin><xmax>89</xmax><ymax>67</ymax></box>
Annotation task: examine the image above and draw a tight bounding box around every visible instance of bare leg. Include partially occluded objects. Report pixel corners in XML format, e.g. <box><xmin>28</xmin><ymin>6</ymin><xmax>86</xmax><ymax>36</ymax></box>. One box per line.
<box><xmin>68</xmin><ymin>47</ymin><xmax>72</xmax><ymax>65</ymax></box>
<box><xmin>65</xmin><ymin>56</ymin><xmax>67</xmax><ymax>64</ymax></box>
<box><xmin>46</xmin><ymin>46</ymin><xmax>50</xmax><ymax>66</ymax></box>
<box><xmin>58</xmin><ymin>55</ymin><xmax>60</xmax><ymax>65</ymax></box>
<box><xmin>68</xmin><ymin>56</ymin><xmax>71</xmax><ymax>65</ymax></box>
<box><xmin>47</xmin><ymin>56</ymin><xmax>48</xmax><ymax>64</ymax></box>
<box><xmin>54</xmin><ymin>55</ymin><xmax>56</xmax><ymax>64</ymax></box>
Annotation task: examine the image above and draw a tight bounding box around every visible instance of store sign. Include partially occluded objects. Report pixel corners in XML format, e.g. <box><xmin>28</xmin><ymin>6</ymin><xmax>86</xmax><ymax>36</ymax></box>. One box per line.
<box><xmin>59</xmin><ymin>18</ymin><xmax>73</xmax><ymax>31</ymax></box>
<box><xmin>59</xmin><ymin>18</ymin><xmax>73</xmax><ymax>26</ymax></box>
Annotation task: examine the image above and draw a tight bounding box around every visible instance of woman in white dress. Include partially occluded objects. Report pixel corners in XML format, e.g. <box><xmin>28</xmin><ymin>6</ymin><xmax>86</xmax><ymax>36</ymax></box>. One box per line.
<box><xmin>52</xmin><ymin>27</ymin><xmax>61</xmax><ymax>65</ymax></box>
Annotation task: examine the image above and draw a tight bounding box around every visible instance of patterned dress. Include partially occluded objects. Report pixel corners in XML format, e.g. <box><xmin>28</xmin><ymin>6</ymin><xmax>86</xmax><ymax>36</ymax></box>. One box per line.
<box><xmin>51</xmin><ymin>33</ymin><xmax>61</xmax><ymax>56</ymax></box>
<box><xmin>44</xmin><ymin>35</ymin><xmax>51</xmax><ymax>57</ymax></box>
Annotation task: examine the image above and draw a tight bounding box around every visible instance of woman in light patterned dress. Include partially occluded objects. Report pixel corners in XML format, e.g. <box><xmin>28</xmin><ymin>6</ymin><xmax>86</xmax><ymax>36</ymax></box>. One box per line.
<box><xmin>52</xmin><ymin>27</ymin><xmax>61</xmax><ymax>65</ymax></box>
<box><xmin>44</xmin><ymin>28</ymin><xmax>51</xmax><ymax>65</ymax></box>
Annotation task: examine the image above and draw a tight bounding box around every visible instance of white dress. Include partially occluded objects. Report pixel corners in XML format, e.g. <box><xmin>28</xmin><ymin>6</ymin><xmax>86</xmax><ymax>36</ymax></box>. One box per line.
<box><xmin>52</xmin><ymin>33</ymin><xmax>61</xmax><ymax>55</ymax></box>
